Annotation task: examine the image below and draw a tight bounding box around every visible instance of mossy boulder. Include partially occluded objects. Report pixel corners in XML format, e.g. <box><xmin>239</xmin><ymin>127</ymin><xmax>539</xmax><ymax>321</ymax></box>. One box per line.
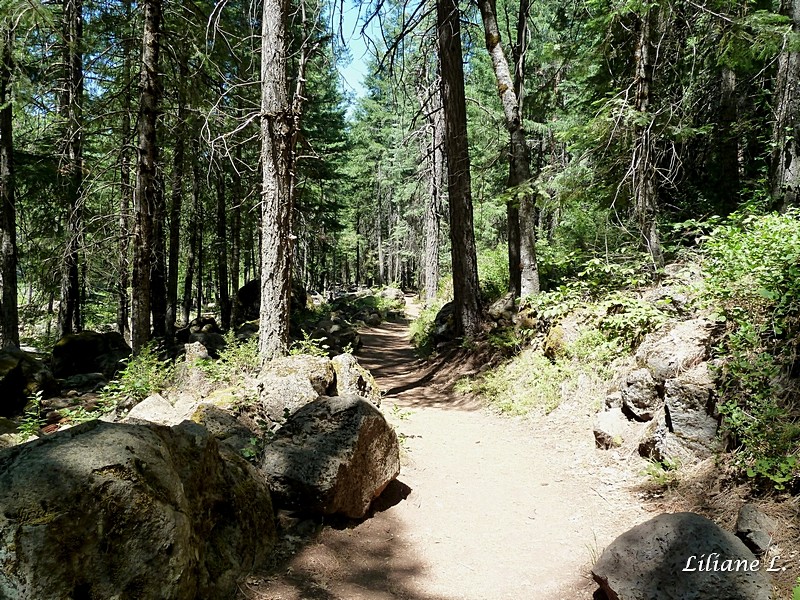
<box><xmin>51</xmin><ymin>330</ymin><xmax>131</xmax><ymax>379</ymax></box>
<box><xmin>0</xmin><ymin>347</ymin><xmax>57</xmax><ymax>417</ymax></box>
<box><xmin>0</xmin><ymin>420</ymin><xmax>276</xmax><ymax>600</ymax></box>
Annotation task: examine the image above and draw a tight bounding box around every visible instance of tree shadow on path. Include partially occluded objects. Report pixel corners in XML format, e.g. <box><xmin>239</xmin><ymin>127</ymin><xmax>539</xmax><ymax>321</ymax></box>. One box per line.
<box><xmin>355</xmin><ymin>318</ymin><xmax>483</xmax><ymax>411</ymax></box>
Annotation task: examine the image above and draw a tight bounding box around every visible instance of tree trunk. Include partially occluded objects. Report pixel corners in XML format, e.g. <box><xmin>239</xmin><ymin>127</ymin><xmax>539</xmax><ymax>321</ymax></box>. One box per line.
<box><xmin>770</xmin><ymin>0</ymin><xmax>800</xmax><ymax>210</ymax></box>
<box><xmin>477</xmin><ymin>0</ymin><xmax>539</xmax><ymax>297</ymax></box>
<box><xmin>116</xmin><ymin>0</ymin><xmax>133</xmax><ymax>339</ymax></box>
<box><xmin>376</xmin><ymin>173</ymin><xmax>384</xmax><ymax>286</ymax></box>
<box><xmin>631</xmin><ymin>6</ymin><xmax>663</xmax><ymax>268</ymax></box>
<box><xmin>716</xmin><ymin>67</ymin><xmax>739</xmax><ymax>214</ymax></box>
<box><xmin>437</xmin><ymin>0</ymin><xmax>481</xmax><ymax>337</ymax></box>
<box><xmin>57</xmin><ymin>0</ymin><xmax>84</xmax><ymax>337</ymax></box>
<box><xmin>130</xmin><ymin>0</ymin><xmax>162</xmax><ymax>353</ymax></box>
<box><xmin>0</xmin><ymin>23</ymin><xmax>18</xmax><ymax>348</ymax></box>
<box><xmin>182</xmin><ymin>151</ymin><xmax>200</xmax><ymax>326</ymax></box>
<box><xmin>166</xmin><ymin>61</ymin><xmax>186</xmax><ymax>337</ymax></box>
<box><xmin>258</xmin><ymin>0</ymin><xmax>292</xmax><ymax>362</ymax></box>
<box><xmin>196</xmin><ymin>200</ymin><xmax>203</xmax><ymax>321</ymax></box>
<box><xmin>216</xmin><ymin>166</ymin><xmax>231</xmax><ymax>330</ymax></box>
<box><xmin>150</xmin><ymin>171</ymin><xmax>167</xmax><ymax>337</ymax></box>
<box><xmin>229</xmin><ymin>148</ymin><xmax>242</xmax><ymax>326</ymax></box>
<box><xmin>424</xmin><ymin>98</ymin><xmax>443</xmax><ymax>304</ymax></box>
<box><xmin>417</xmin><ymin>73</ymin><xmax>446</xmax><ymax>304</ymax></box>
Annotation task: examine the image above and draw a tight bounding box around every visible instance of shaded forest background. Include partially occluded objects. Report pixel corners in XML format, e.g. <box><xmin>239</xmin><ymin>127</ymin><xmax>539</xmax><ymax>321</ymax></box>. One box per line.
<box><xmin>0</xmin><ymin>0</ymin><xmax>798</xmax><ymax>354</ymax></box>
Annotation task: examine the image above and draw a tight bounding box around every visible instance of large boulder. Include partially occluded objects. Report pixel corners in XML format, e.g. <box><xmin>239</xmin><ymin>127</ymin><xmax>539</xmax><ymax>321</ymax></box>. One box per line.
<box><xmin>257</xmin><ymin>354</ymin><xmax>335</xmax><ymax>423</ymax></box>
<box><xmin>635</xmin><ymin>318</ymin><xmax>714</xmax><ymax>381</ymax></box>
<box><xmin>593</xmin><ymin>407</ymin><xmax>630</xmax><ymax>449</ymax></box>
<box><xmin>593</xmin><ymin>512</ymin><xmax>772</xmax><ymax>600</ymax></box>
<box><xmin>736</xmin><ymin>504</ymin><xmax>777</xmax><ymax>556</ymax></box>
<box><xmin>0</xmin><ymin>347</ymin><xmax>57</xmax><ymax>417</ymax></box>
<box><xmin>433</xmin><ymin>301</ymin><xmax>456</xmax><ymax>344</ymax></box>
<box><xmin>123</xmin><ymin>393</ymin><xmax>181</xmax><ymax>426</ymax></box>
<box><xmin>663</xmin><ymin>364</ymin><xmax>719</xmax><ymax>458</ymax></box>
<box><xmin>378</xmin><ymin>287</ymin><xmax>405</xmax><ymax>303</ymax></box>
<box><xmin>0</xmin><ymin>420</ymin><xmax>276</xmax><ymax>600</ymax></box>
<box><xmin>261</xmin><ymin>395</ymin><xmax>400</xmax><ymax>519</ymax></box>
<box><xmin>331</xmin><ymin>353</ymin><xmax>381</xmax><ymax>406</ymax></box>
<box><xmin>51</xmin><ymin>330</ymin><xmax>131</xmax><ymax>379</ymax></box>
<box><xmin>543</xmin><ymin>317</ymin><xmax>582</xmax><ymax>360</ymax></box>
<box><xmin>620</xmin><ymin>368</ymin><xmax>661</xmax><ymax>421</ymax></box>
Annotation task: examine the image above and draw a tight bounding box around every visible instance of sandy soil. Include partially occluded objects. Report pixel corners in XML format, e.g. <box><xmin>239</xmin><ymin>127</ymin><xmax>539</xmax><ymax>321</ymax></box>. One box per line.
<box><xmin>240</xmin><ymin>297</ymin><xmax>656</xmax><ymax>600</ymax></box>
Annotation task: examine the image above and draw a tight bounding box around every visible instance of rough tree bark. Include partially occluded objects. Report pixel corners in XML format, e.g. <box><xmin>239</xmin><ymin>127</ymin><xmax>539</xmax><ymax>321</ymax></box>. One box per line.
<box><xmin>437</xmin><ymin>0</ymin><xmax>481</xmax><ymax>337</ymax></box>
<box><xmin>417</xmin><ymin>75</ymin><xmax>445</xmax><ymax>304</ymax></box>
<box><xmin>0</xmin><ymin>22</ymin><xmax>19</xmax><ymax>348</ymax></box>
<box><xmin>477</xmin><ymin>0</ymin><xmax>539</xmax><ymax>297</ymax></box>
<box><xmin>631</xmin><ymin>6</ymin><xmax>663</xmax><ymax>268</ymax></box>
<box><xmin>716</xmin><ymin>67</ymin><xmax>739</xmax><ymax>214</ymax></box>
<box><xmin>116</xmin><ymin>0</ymin><xmax>133</xmax><ymax>338</ymax></box>
<box><xmin>258</xmin><ymin>0</ymin><xmax>293</xmax><ymax>362</ymax></box>
<box><xmin>770</xmin><ymin>0</ymin><xmax>800</xmax><ymax>210</ymax></box>
<box><xmin>166</xmin><ymin>60</ymin><xmax>186</xmax><ymax>335</ymax></box>
<box><xmin>57</xmin><ymin>0</ymin><xmax>84</xmax><ymax>337</ymax></box>
<box><xmin>182</xmin><ymin>149</ymin><xmax>200</xmax><ymax>326</ymax></box>
<box><xmin>130</xmin><ymin>0</ymin><xmax>162</xmax><ymax>353</ymax></box>
<box><xmin>215</xmin><ymin>166</ymin><xmax>231</xmax><ymax>330</ymax></box>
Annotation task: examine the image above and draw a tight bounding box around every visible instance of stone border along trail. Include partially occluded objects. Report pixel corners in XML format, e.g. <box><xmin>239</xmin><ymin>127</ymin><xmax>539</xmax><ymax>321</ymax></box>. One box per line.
<box><xmin>241</xmin><ymin>296</ymin><xmax>653</xmax><ymax>600</ymax></box>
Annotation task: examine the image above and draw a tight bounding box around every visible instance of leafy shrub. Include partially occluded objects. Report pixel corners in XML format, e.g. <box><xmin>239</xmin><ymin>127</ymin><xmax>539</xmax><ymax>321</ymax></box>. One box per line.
<box><xmin>289</xmin><ymin>331</ymin><xmax>330</xmax><ymax>357</ymax></box>
<box><xmin>704</xmin><ymin>210</ymin><xmax>800</xmax><ymax>490</ymax></box>
<box><xmin>100</xmin><ymin>344</ymin><xmax>174</xmax><ymax>409</ymax></box>
<box><xmin>200</xmin><ymin>332</ymin><xmax>260</xmax><ymax>384</ymax></box>
<box><xmin>410</xmin><ymin>298</ymin><xmax>445</xmax><ymax>357</ymax></box>
<box><xmin>476</xmin><ymin>245</ymin><xmax>509</xmax><ymax>302</ymax></box>
<box><xmin>594</xmin><ymin>293</ymin><xmax>669</xmax><ymax>349</ymax></box>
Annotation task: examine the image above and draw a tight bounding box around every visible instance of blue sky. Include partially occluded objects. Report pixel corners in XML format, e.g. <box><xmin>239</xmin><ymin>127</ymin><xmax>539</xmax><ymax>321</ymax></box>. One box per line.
<box><xmin>336</xmin><ymin>2</ymin><xmax>377</xmax><ymax>104</ymax></box>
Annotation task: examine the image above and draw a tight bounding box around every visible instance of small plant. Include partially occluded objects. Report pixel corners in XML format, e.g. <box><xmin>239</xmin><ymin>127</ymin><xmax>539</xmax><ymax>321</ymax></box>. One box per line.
<box><xmin>594</xmin><ymin>293</ymin><xmax>668</xmax><ymax>349</ymax></box>
<box><xmin>19</xmin><ymin>391</ymin><xmax>44</xmax><ymax>437</ymax></box>
<box><xmin>487</xmin><ymin>327</ymin><xmax>528</xmax><ymax>355</ymax></box>
<box><xmin>200</xmin><ymin>332</ymin><xmax>260</xmax><ymax>384</ymax></box>
<box><xmin>642</xmin><ymin>458</ymin><xmax>680</xmax><ymax>488</ymax></box>
<box><xmin>240</xmin><ymin>437</ymin><xmax>263</xmax><ymax>463</ymax></box>
<box><xmin>289</xmin><ymin>331</ymin><xmax>329</xmax><ymax>357</ymax></box>
<box><xmin>389</xmin><ymin>404</ymin><xmax>413</xmax><ymax>421</ymax></box>
<box><xmin>792</xmin><ymin>577</ymin><xmax>800</xmax><ymax>600</ymax></box>
<box><xmin>100</xmin><ymin>343</ymin><xmax>174</xmax><ymax>409</ymax></box>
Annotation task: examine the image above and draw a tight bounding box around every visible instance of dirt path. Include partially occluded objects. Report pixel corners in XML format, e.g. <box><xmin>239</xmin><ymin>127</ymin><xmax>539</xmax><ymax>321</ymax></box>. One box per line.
<box><xmin>242</xmin><ymin>298</ymin><xmax>653</xmax><ymax>600</ymax></box>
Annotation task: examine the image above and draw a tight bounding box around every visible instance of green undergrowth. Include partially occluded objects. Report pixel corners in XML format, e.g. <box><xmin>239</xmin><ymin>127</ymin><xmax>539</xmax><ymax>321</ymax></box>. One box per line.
<box><xmin>703</xmin><ymin>209</ymin><xmax>800</xmax><ymax>491</ymax></box>
<box><xmin>457</xmin><ymin>325</ymin><xmax>619</xmax><ymax>416</ymax></box>
<box><xmin>199</xmin><ymin>332</ymin><xmax>261</xmax><ymax>384</ymax></box>
<box><xmin>100</xmin><ymin>344</ymin><xmax>175</xmax><ymax>410</ymax></box>
<box><xmin>410</xmin><ymin>298</ymin><xmax>446</xmax><ymax>357</ymax></box>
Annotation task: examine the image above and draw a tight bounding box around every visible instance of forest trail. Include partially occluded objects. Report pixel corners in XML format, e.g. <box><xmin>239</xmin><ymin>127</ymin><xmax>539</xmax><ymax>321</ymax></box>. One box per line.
<box><xmin>242</xmin><ymin>297</ymin><xmax>653</xmax><ymax>600</ymax></box>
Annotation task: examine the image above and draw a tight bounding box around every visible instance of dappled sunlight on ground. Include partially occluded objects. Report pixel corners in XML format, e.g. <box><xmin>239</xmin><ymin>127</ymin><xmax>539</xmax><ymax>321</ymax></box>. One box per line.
<box><xmin>241</xmin><ymin>296</ymin><xmax>654</xmax><ymax>599</ymax></box>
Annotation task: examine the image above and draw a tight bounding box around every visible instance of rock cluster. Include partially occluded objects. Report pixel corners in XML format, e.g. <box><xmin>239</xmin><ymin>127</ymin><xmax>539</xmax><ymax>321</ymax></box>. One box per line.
<box><xmin>0</xmin><ymin>345</ymin><xmax>400</xmax><ymax>599</ymax></box>
<box><xmin>594</xmin><ymin>317</ymin><xmax>721</xmax><ymax>464</ymax></box>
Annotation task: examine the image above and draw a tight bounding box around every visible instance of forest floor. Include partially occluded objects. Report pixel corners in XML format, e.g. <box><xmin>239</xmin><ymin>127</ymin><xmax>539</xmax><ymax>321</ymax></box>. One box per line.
<box><xmin>238</xmin><ymin>296</ymin><xmax>665</xmax><ymax>600</ymax></box>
